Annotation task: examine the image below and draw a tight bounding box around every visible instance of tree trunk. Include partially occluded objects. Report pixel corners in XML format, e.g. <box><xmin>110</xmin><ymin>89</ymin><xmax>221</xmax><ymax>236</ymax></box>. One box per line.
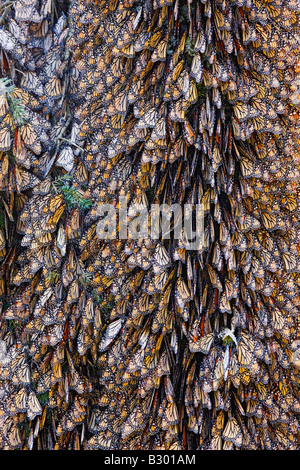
<box><xmin>0</xmin><ymin>0</ymin><xmax>299</xmax><ymax>450</ymax></box>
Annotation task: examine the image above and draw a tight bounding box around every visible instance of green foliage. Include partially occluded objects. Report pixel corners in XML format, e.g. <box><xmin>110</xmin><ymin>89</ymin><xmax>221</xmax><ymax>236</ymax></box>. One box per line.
<box><xmin>47</xmin><ymin>270</ymin><xmax>59</xmax><ymax>284</ymax></box>
<box><xmin>37</xmin><ymin>391</ymin><xmax>49</xmax><ymax>406</ymax></box>
<box><xmin>0</xmin><ymin>76</ymin><xmax>14</xmax><ymax>95</ymax></box>
<box><xmin>79</xmin><ymin>271</ymin><xmax>93</xmax><ymax>288</ymax></box>
<box><xmin>218</xmin><ymin>328</ymin><xmax>237</xmax><ymax>347</ymax></box>
<box><xmin>0</xmin><ymin>77</ymin><xmax>27</xmax><ymax>126</ymax></box>
<box><xmin>92</xmin><ymin>290</ymin><xmax>113</xmax><ymax>311</ymax></box>
<box><xmin>196</xmin><ymin>81</ymin><xmax>207</xmax><ymax>103</ymax></box>
<box><xmin>0</xmin><ymin>209</ymin><xmax>5</xmax><ymax>230</ymax></box>
<box><xmin>185</xmin><ymin>37</ymin><xmax>195</xmax><ymax>58</ymax></box>
<box><xmin>8</xmin><ymin>319</ymin><xmax>18</xmax><ymax>331</ymax></box>
<box><xmin>53</xmin><ymin>175</ymin><xmax>92</xmax><ymax>210</ymax></box>
<box><xmin>167</xmin><ymin>35</ymin><xmax>177</xmax><ymax>56</ymax></box>
<box><xmin>9</xmin><ymin>94</ymin><xmax>27</xmax><ymax>126</ymax></box>
<box><xmin>221</xmin><ymin>335</ymin><xmax>235</xmax><ymax>346</ymax></box>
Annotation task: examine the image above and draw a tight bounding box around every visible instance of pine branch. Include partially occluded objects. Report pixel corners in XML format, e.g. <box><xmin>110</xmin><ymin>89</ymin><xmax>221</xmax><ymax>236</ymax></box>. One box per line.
<box><xmin>53</xmin><ymin>175</ymin><xmax>92</xmax><ymax>210</ymax></box>
<box><xmin>0</xmin><ymin>77</ymin><xmax>27</xmax><ymax>125</ymax></box>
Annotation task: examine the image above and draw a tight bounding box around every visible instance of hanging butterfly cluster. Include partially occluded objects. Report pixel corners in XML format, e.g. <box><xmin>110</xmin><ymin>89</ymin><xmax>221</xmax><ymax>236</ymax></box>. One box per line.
<box><xmin>0</xmin><ymin>0</ymin><xmax>299</xmax><ymax>451</ymax></box>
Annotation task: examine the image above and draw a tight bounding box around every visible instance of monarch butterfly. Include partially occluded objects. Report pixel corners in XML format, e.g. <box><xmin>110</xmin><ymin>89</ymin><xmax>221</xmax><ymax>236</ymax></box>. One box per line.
<box><xmin>221</xmin><ymin>416</ymin><xmax>243</xmax><ymax>447</ymax></box>
<box><xmin>26</xmin><ymin>391</ymin><xmax>42</xmax><ymax>421</ymax></box>
<box><xmin>20</xmin><ymin>122</ymin><xmax>40</xmax><ymax>152</ymax></box>
<box><xmin>236</xmin><ymin>331</ymin><xmax>256</xmax><ymax>367</ymax></box>
<box><xmin>190</xmin><ymin>53</ymin><xmax>203</xmax><ymax>84</ymax></box>
<box><xmin>0</xmin><ymin>127</ymin><xmax>11</xmax><ymax>151</ymax></box>
<box><xmin>45</xmin><ymin>76</ymin><xmax>62</xmax><ymax>98</ymax></box>
<box><xmin>98</xmin><ymin>318</ymin><xmax>123</xmax><ymax>352</ymax></box>
<box><xmin>271</xmin><ymin>307</ymin><xmax>286</xmax><ymax>332</ymax></box>
<box><xmin>20</xmin><ymin>71</ymin><xmax>43</xmax><ymax>95</ymax></box>
<box><xmin>152</xmin><ymin>306</ymin><xmax>172</xmax><ymax>334</ymax></box>
<box><xmin>282</xmin><ymin>252</ymin><xmax>299</xmax><ymax>272</ymax></box>
<box><xmin>175</xmin><ymin>277</ymin><xmax>192</xmax><ymax>309</ymax></box>
<box><xmin>136</xmin><ymin>107</ymin><xmax>157</xmax><ymax>129</ymax></box>
<box><xmin>0</xmin><ymin>28</ymin><xmax>17</xmax><ymax>51</ymax></box>
<box><xmin>152</xmin><ymin>243</ymin><xmax>170</xmax><ymax>273</ymax></box>
<box><xmin>55</xmin><ymin>146</ymin><xmax>74</xmax><ymax>172</ymax></box>
<box><xmin>0</xmin><ymin>95</ymin><xmax>9</xmax><ymax>118</ymax></box>
<box><xmin>233</xmin><ymin>102</ymin><xmax>251</xmax><ymax>122</ymax></box>
<box><xmin>189</xmin><ymin>328</ymin><xmax>214</xmax><ymax>354</ymax></box>
<box><xmin>4</xmin><ymin>422</ymin><xmax>22</xmax><ymax>450</ymax></box>
<box><xmin>151</xmin><ymin>38</ymin><xmax>168</xmax><ymax>62</ymax></box>
<box><xmin>161</xmin><ymin>401</ymin><xmax>179</xmax><ymax>428</ymax></box>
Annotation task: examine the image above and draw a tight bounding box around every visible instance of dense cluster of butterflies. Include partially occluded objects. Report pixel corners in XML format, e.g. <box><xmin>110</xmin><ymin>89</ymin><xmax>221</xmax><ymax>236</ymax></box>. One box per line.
<box><xmin>0</xmin><ymin>0</ymin><xmax>299</xmax><ymax>451</ymax></box>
